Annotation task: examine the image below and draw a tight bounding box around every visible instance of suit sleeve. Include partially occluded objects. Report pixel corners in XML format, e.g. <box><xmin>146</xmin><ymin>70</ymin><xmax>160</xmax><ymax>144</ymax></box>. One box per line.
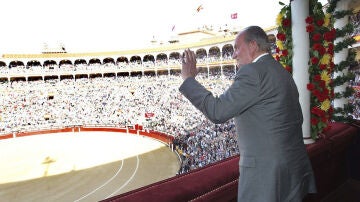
<box><xmin>179</xmin><ymin>66</ymin><xmax>260</xmax><ymax>124</ymax></box>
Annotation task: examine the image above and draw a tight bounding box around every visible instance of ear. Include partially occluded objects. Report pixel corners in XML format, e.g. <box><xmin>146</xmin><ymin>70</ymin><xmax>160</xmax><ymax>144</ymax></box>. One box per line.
<box><xmin>249</xmin><ymin>41</ymin><xmax>258</xmax><ymax>52</ymax></box>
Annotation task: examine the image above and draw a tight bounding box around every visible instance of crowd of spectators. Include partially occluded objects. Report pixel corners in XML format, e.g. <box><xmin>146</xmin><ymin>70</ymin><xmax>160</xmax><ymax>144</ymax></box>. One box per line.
<box><xmin>0</xmin><ymin>69</ymin><xmax>238</xmax><ymax>174</ymax></box>
<box><xmin>1</xmin><ymin>56</ymin><xmax>359</xmax><ymax>173</ymax></box>
<box><xmin>0</xmin><ymin>56</ymin><xmax>234</xmax><ymax>75</ymax></box>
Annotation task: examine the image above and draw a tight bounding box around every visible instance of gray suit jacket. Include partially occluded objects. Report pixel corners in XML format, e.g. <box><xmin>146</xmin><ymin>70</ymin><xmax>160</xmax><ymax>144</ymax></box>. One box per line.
<box><xmin>179</xmin><ymin>54</ymin><xmax>316</xmax><ymax>201</ymax></box>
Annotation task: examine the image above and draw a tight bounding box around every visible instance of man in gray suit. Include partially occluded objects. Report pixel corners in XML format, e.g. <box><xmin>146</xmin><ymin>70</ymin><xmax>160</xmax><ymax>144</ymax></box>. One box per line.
<box><xmin>179</xmin><ymin>26</ymin><xmax>316</xmax><ymax>201</ymax></box>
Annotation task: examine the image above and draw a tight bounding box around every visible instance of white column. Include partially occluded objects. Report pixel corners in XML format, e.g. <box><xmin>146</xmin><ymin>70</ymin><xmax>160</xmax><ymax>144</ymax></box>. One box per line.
<box><xmin>333</xmin><ymin>0</ymin><xmax>350</xmax><ymax>110</ymax></box>
<box><xmin>291</xmin><ymin>0</ymin><xmax>314</xmax><ymax>144</ymax></box>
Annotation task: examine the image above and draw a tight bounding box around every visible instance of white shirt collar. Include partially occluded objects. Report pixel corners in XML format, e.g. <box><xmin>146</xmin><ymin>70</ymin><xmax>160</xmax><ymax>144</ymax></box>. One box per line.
<box><xmin>252</xmin><ymin>53</ymin><xmax>268</xmax><ymax>63</ymax></box>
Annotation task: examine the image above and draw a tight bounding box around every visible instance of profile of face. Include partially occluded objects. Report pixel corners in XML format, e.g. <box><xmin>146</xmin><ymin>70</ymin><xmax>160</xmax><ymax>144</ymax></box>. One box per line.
<box><xmin>232</xmin><ymin>32</ymin><xmax>256</xmax><ymax>67</ymax></box>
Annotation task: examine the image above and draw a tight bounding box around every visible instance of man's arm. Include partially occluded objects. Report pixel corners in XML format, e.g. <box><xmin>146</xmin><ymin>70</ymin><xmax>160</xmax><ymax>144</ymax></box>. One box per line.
<box><xmin>179</xmin><ymin>64</ymin><xmax>260</xmax><ymax>124</ymax></box>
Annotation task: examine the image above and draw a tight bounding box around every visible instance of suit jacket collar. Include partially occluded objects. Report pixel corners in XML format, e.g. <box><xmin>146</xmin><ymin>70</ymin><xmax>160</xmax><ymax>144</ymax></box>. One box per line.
<box><xmin>252</xmin><ymin>53</ymin><xmax>269</xmax><ymax>63</ymax></box>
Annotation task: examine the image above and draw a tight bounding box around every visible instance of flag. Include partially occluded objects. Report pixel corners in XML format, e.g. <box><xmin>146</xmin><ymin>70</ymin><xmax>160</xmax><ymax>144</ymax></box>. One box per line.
<box><xmin>231</xmin><ymin>13</ymin><xmax>238</xmax><ymax>19</ymax></box>
<box><xmin>196</xmin><ymin>4</ymin><xmax>203</xmax><ymax>12</ymax></box>
<box><xmin>145</xmin><ymin>112</ymin><xmax>155</xmax><ymax>118</ymax></box>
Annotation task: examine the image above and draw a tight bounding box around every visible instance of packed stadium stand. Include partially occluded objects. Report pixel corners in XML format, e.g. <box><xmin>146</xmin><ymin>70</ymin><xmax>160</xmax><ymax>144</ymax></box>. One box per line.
<box><xmin>1</xmin><ymin>10</ymin><xmax>360</xmax><ymax>200</ymax></box>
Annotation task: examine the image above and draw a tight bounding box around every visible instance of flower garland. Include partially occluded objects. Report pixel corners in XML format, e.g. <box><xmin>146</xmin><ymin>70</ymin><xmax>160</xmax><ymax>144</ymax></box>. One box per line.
<box><xmin>275</xmin><ymin>2</ymin><xmax>293</xmax><ymax>73</ymax></box>
<box><xmin>306</xmin><ymin>0</ymin><xmax>335</xmax><ymax>139</ymax></box>
<box><xmin>276</xmin><ymin>0</ymin><xmax>356</xmax><ymax>140</ymax></box>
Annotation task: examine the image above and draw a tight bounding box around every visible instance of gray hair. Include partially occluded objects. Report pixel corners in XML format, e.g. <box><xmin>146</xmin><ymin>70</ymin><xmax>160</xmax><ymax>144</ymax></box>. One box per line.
<box><xmin>243</xmin><ymin>26</ymin><xmax>271</xmax><ymax>52</ymax></box>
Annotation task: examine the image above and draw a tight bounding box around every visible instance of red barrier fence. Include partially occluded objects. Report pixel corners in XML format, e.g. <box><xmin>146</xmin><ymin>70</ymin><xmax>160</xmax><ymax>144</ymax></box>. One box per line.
<box><xmin>0</xmin><ymin>126</ymin><xmax>175</xmax><ymax>147</ymax></box>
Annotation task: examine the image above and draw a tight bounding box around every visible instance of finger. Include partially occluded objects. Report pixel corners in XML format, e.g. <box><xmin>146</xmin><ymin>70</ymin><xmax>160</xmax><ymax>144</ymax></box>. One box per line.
<box><xmin>182</xmin><ymin>50</ymin><xmax>189</xmax><ymax>64</ymax></box>
<box><xmin>189</xmin><ymin>50</ymin><xmax>196</xmax><ymax>63</ymax></box>
<box><xmin>181</xmin><ymin>52</ymin><xmax>186</xmax><ymax>64</ymax></box>
<box><xmin>183</xmin><ymin>49</ymin><xmax>191</xmax><ymax>64</ymax></box>
<box><xmin>184</xmin><ymin>49</ymin><xmax>191</xmax><ymax>62</ymax></box>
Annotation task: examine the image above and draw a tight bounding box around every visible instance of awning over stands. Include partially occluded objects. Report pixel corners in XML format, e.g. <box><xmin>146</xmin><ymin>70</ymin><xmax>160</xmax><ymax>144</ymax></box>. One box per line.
<box><xmin>89</xmin><ymin>58</ymin><xmax>101</xmax><ymax>65</ymax></box>
<box><xmin>9</xmin><ymin>61</ymin><xmax>24</xmax><ymax>68</ymax></box>
<box><xmin>222</xmin><ymin>44</ymin><xmax>234</xmax><ymax>58</ymax></box>
<box><xmin>143</xmin><ymin>55</ymin><xmax>155</xmax><ymax>63</ymax></box>
<box><xmin>169</xmin><ymin>52</ymin><xmax>181</xmax><ymax>60</ymax></box>
<box><xmin>130</xmin><ymin>56</ymin><xmax>141</xmax><ymax>64</ymax></box>
<box><xmin>0</xmin><ymin>61</ymin><xmax>7</xmax><ymax>67</ymax></box>
<box><xmin>196</xmin><ymin>48</ymin><xmax>207</xmax><ymax>59</ymax></box>
<box><xmin>43</xmin><ymin>60</ymin><xmax>57</xmax><ymax>67</ymax></box>
<box><xmin>59</xmin><ymin>59</ymin><xmax>72</xmax><ymax>66</ymax></box>
<box><xmin>116</xmin><ymin>56</ymin><xmax>128</xmax><ymax>64</ymax></box>
<box><xmin>74</xmin><ymin>59</ymin><xmax>87</xmax><ymax>66</ymax></box>
<box><xmin>27</xmin><ymin>60</ymin><xmax>42</xmax><ymax>67</ymax></box>
<box><xmin>209</xmin><ymin>47</ymin><xmax>221</xmax><ymax>57</ymax></box>
<box><xmin>103</xmin><ymin>57</ymin><xmax>115</xmax><ymax>65</ymax></box>
<box><xmin>156</xmin><ymin>53</ymin><xmax>168</xmax><ymax>61</ymax></box>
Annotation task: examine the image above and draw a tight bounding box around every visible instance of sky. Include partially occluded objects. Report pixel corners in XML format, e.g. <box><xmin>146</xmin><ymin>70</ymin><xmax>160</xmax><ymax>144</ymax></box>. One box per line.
<box><xmin>0</xmin><ymin>0</ymin><xmax>285</xmax><ymax>54</ymax></box>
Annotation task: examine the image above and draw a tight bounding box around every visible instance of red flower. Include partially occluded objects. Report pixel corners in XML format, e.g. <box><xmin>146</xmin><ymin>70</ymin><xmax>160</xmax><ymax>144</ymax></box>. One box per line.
<box><xmin>307</xmin><ymin>83</ymin><xmax>315</xmax><ymax>90</ymax></box>
<box><xmin>324</xmin><ymin>28</ymin><xmax>336</xmax><ymax>41</ymax></box>
<box><xmin>311</xmin><ymin>117</ymin><xmax>319</xmax><ymax>125</ymax></box>
<box><xmin>319</xmin><ymin>80</ymin><xmax>326</xmax><ymax>88</ymax></box>
<box><xmin>315</xmin><ymin>91</ymin><xmax>327</xmax><ymax>102</ymax></box>
<box><xmin>316</xmin><ymin>19</ymin><xmax>324</xmax><ymax>26</ymax></box>
<box><xmin>275</xmin><ymin>55</ymin><xmax>280</xmax><ymax>61</ymax></box>
<box><xmin>321</xmin><ymin>116</ymin><xmax>328</xmax><ymax>123</ymax></box>
<box><xmin>285</xmin><ymin>65</ymin><xmax>292</xmax><ymax>72</ymax></box>
<box><xmin>312</xmin><ymin>33</ymin><xmax>322</xmax><ymax>41</ymax></box>
<box><xmin>276</xmin><ymin>47</ymin><xmax>280</xmax><ymax>53</ymax></box>
<box><xmin>282</xmin><ymin>19</ymin><xmax>291</xmax><ymax>27</ymax></box>
<box><xmin>327</xmin><ymin>43</ymin><xmax>334</xmax><ymax>54</ymax></box>
<box><xmin>311</xmin><ymin>106</ymin><xmax>325</xmax><ymax>117</ymax></box>
<box><xmin>323</xmin><ymin>88</ymin><xmax>329</xmax><ymax>95</ymax></box>
<box><xmin>319</xmin><ymin>64</ymin><xmax>327</xmax><ymax>70</ymax></box>
<box><xmin>314</xmin><ymin>74</ymin><xmax>321</xmax><ymax>81</ymax></box>
<box><xmin>312</xmin><ymin>89</ymin><xmax>321</xmax><ymax>99</ymax></box>
<box><xmin>319</xmin><ymin>47</ymin><xmax>326</xmax><ymax>55</ymax></box>
<box><xmin>330</xmin><ymin>89</ymin><xmax>335</xmax><ymax>98</ymax></box>
<box><xmin>282</xmin><ymin>49</ymin><xmax>288</xmax><ymax>57</ymax></box>
<box><xmin>306</xmin><ymin>24</ymin><xmax>315</xmax><ymax>32</ymax></box>
<box><xmin>313</xmin><ymin>43</ymin><xmax>322</xmax><ymax>50</ymax></box>
<box><xmin>311</xmin><ymin>57</ymin><xmax>319</xmax><ymax>64</ymax></box>
<box><xmin>305</xmin><ymin>16</ymin><xmax>314</xmax><ymax>24</ymax></box>
<box><xmin>276</xmin><ymin>33</ymin><xmax>286</xmax><ymax>41</ymax></box>
<box><xmin>330</xmin><ymin>62</ymin><xmax>335</xmax><ymax>70</ymax></box>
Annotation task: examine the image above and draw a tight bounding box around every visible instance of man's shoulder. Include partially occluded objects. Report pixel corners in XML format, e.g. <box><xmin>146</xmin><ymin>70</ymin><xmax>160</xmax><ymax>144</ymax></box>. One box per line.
<box><xmin>234</xmin><ymin>63</ymin><xmax>260</xmax><ymax>81</ymax></box>
<box><xmin>255</xmin><ymin>54</ymin><xmax>276</xmax><ymax>64</ymax></box>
